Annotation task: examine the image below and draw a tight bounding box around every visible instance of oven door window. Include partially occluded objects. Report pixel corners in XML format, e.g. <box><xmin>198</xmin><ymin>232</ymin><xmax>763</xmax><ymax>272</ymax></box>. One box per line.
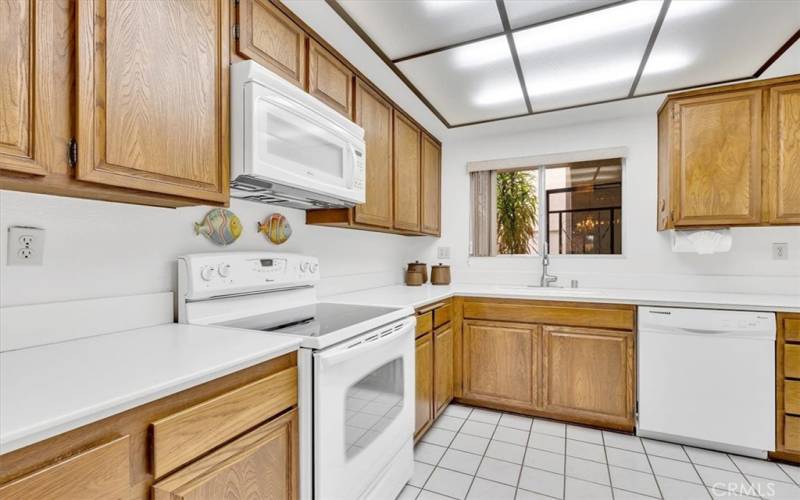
<box><xmin>344</xmin><ymin>358</ymin><xmax>404</xmax><ymax>458</ymax></box>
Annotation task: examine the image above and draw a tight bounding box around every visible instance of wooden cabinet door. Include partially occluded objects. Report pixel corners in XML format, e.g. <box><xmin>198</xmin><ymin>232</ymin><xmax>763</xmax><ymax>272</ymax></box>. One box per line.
<box><xmin>0</xmin><ymin>0</ymin><xmax>70</xmax><ymax>177</ymax></box>
<box><xmin>434</xmin><ymin>325</ymin><xmax>454</xmax><ymax>416</ymax></box>
<box><xmin>353</xmin><ymin>80</ymin><xmax>393</xmax><ymax>228</ymax></box>
<box><xmin>415</xmin><ymin>332</ymin><xmax>434</xmax><ymax>437</ymax></box>
<box><xmin>393</xmin><ymin>111</ymin><xmax>421</xmax><ymax>232</ymax></box>
<box><xmin>308</xmin><ymin>40</ymin><xmax>353</xmax><ymax>117</ymax></box>
<box><xmin>421</xmin><ymin>133</ymin><xmax>441</xmax><ymax>236</ymax></box>
<box><xmin>767</xmin><ymin>83</ymin><xmax>800</xmax><ymax>224</ymax></box>
<box><xmin>237</xmin><ymin>0</ymin><xmax>306</xmax><ymax>88</ymax></box>
<box><xmin>672</xmin><ymin>89</ymin><xmax>762</xmax><ymax>226</ymax></box>
<box><xmin>541</xmin><ymin>326</ymin><xmax>634</xmax><ymax>429</ymax></box>
<box><xmin>0</xmin><ymin>435</ymin><xmax>130</xmax><ymax>499</ymax></box>
<box><xmin>153</xmin><ymin>409</ymin><xmax>298</xmax><ymax>500</ymax></box>
<box><xmin>75</xmin><ymin>0</ymin><xmax>228</xmax><ymax>203</ymax></box>
<box><xmin>462</xmin><ymin>320</ymin><xmax>538</xmax><ymax>410</ymax></box>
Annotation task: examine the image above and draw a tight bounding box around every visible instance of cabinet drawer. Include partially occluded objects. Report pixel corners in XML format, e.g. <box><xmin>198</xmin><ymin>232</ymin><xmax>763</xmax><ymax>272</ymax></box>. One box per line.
<box><xmin>152</xmin><ymin>366</ymin><xmax>297</xmax><ymax>478</ymax></box>
<box><xmin>0</xmin><ymin>435</ymin><xmax>130</xmax><ymax>499</ymax></box>
<box><xmin>786</xmin><ymin>415</ymin><xmax>800</xmax><ymax>451</ymax></box>
<box><xmin>434</xmin><ymin>303</ymin><xmax>452</xmax><ymax>328</ymax></box>
<box><xmin>152</xmin><ymin>409</ymin><xmax>298</xmax><ymax>500</ymax></box>
<box><xmin>786</xmin><ymin>345</ymin><xmax>800</xmax><ymax>379</ymax></box>
<box><xmin>786</xmin><ymin>380</ymin><xmax>800</xmax><ymax>415</ymax></box>
<box><xmin>786</xmin><ymin>318</ymin><xmax>800</xmax><ymax>342</ymax></box>
<box><xmin>416</xmin><ymin>312</ymin><xmax>433</xmax><ymax>337</ymax></box>
<box><xmin>463</xmin><ymin>299</ymin><xmax>634</xmax><ymax>331</ymax></box>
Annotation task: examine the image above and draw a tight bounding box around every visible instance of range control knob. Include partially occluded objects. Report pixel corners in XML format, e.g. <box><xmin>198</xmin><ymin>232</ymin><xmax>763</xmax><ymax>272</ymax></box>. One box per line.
<box><xmin>300</xmin><ymin>262</ymin><xmax>310</xmax><ymax>272</ymax></box>
<box><xmin>310</xmin><ymin>263</ymin><xmax>319</xmax><ymax>273</ymax></box>
<box><xmin>218</xmin><ymin>263</ymin><xmax>231</xmax><ymax>277</ymax></box>
<box><xmin>200</xmin><ymin>266</ymin><xmax>215</xmax><ymax>281</ymax></box>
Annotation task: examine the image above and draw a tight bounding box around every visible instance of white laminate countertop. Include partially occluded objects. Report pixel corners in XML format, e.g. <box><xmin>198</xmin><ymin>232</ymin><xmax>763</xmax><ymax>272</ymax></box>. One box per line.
<box><xmin>0</xmin><ymin>323</ymin><xmax>301</xmax><ymax>454</ymax></box>
<box><xmin>326</xmin><ymin>283</ymin><xmax>800</xmax><ymax>313</ymax></box>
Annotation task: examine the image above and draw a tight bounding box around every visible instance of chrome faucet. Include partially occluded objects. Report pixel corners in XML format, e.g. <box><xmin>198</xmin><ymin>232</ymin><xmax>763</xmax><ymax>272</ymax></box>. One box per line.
<box><xmin>540</xmin><ymin>242</ymin><xmax>558</xmax><ymax>287</ymax></box>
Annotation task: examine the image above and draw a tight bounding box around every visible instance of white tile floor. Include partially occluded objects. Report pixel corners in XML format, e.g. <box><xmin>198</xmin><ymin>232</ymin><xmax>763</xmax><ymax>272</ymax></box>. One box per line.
<box><xmin>398</xmin><ymin>404</ymin><xmax>800</xmax><ymax>500</ymax></box>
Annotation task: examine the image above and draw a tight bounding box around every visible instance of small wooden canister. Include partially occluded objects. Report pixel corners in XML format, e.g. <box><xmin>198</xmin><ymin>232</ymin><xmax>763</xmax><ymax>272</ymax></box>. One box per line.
<box><xmin>407</xmin><ymin>261</ymin><xmax>428</xmax><ymax>283</ymax></box>
<box><xmin>405</xmin><ymin>270</ymin><xmax>424</xmax><ymax>286</ymax></box>
<box><xmin>430</xmin><ymin>263</ymin><xmax>451</xmax><ymax>285</ymax></box>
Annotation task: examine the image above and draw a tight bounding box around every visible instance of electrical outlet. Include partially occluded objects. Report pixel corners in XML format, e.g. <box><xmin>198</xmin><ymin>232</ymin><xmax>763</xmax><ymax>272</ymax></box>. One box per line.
<box><xmin>773</xmin><ymin>242</ymin><xmax>788</xmax><ymax>260</ymax></box>
<box><xmin>437</xmin><ymin>246</ymin><xmax>451</xmax><ymax>259</ymax></box>
<box><xmin>7</xmin><ymin>226</ymin><xmax>45</xmax><ymax>266</ymax></box>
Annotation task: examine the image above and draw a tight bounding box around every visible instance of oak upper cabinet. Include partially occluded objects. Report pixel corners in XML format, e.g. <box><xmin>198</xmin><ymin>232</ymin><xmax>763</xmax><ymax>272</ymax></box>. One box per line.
<box><xmin>657</xmin><ymin>75</ymin><xmax>800</xmax><ymax>230</ymax></box>
<box><xmin>415</xmin><ymin>332</ymin><xmax>434</xmax><ymax>437</ymax></box>
<box><xmin>236</xmin><ymin>0</ymin><xmax>306</xmax><ymax>88</ymax></box>
<box><xmin>76</xmin><ymin>0</ymin><xmax>228</xmax><ymax>203</ymax></box>
<box><xmin>0</xmin><ymin>0</ymin><xmax>53</xmax><ymax>177</ymax></box>
<box><xmin>393</xmin><ymin>111</ymin><xmax>422</xmax><ymax>232</ymax></box>
<box><xmin>152</xmin><ymin>410</ymin><xmax>298</xmax><ymax>500</ymax></box>
<box><xmin>421</xmin><ymin>133</ymin><xmax>442</xmax><ymax>236</ymax></box>
<box><xmin>308</xmin><ymin>40</ymin><xmax>353</xmax><ymax>117</ymax></box>
<box><xmin>767</xmin><ymin>82</ymin><xmax>800</xmax><ymax>224</ymax></box>
<box><xmin>353</xmin><ymin>79</ymin><xmax>393</xmax><ymax>228</ymax></box>
<box><xmin>541</xmin><ymin>326</ymin><xmax>634</xmax><ymax>429</ymax></box>
<box><xmin>462</xmin><ymin>320</ymin><xmax>539</xmax><ymax>411</ymax></box>
<box><xmin>433</xmin><ymin>325</ymin><xmax>454</xmax><ymax>416</ymax></box>
<box><xmin>670</xmin><ymin>89</ymin><xmax>762</xmax><ymax>226</ymax></box>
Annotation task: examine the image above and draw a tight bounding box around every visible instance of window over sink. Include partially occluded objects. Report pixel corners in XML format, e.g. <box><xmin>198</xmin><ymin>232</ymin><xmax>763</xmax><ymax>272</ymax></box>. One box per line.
<box><xmin>469</xmin><ymin>157</ymin><xmax>623</xmax><ymax>257</ymax></box>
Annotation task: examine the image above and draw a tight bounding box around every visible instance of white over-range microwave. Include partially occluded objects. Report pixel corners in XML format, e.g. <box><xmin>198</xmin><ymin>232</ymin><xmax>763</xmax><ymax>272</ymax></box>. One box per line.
<box><xmin>230</xmin><ymin>61</ymin><xmax>366</xmax><ymax>209</ymax></box>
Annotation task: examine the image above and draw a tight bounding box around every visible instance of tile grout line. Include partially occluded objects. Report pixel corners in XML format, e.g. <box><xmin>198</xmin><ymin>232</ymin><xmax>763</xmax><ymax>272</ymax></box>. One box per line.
<box><xmin>417</xmin><ymin>407</ymin><xmax>472</xmax><ymax>499</ymax></box>
<box><xmin>462</xmin><ymin>412</ymin><xmax>501</xmax><ymax>500</ymax></box>
<box><xmin>514</xmin><ymin>418</ymin><xmax>533</xmax><ymax>497</ymax></box>
<box><xmin>635</xmin><ymin>436</ymin><xmax>665</xmax><ymax>499</ymax></box>
<box><xmin>601</xmin><ymin>430</ymin><xmax>616</xmax><ymax>500</ymax></box>
<box><xmin>726</xmin><ymin>452</ymin><xmax>762</xmax><ymax>498</ymax></box>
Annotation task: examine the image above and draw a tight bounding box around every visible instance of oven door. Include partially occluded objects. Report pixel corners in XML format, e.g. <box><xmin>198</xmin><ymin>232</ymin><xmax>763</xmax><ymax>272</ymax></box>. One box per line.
<box><xmin>244</xmin><ymin>81</ymin><xmax>365</xmax><ymax>204</ymax></box>
<box><xmin>313</xmin><ymin>317</ymin><xmax>414</xmax><ymax>500</ymax></box>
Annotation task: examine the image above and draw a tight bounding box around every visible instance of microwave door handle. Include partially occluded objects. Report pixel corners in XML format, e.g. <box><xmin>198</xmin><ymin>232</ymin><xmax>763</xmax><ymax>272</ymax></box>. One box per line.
<box><xmin>318</xmin><ymin>318</ymin><xmax>414</xmax><ymax>367</ymax></box>
<box><xmin>346</xmin><ymin>143</ymin><xmax>357</xmax><ymax>187</ymax></box>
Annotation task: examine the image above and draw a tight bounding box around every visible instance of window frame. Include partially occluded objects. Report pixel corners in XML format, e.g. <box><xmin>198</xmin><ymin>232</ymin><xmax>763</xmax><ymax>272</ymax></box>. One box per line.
<box><xmin>469</xmin><ymin>159</ymin><xmax>626</xmax><ymax>260</ymax></box>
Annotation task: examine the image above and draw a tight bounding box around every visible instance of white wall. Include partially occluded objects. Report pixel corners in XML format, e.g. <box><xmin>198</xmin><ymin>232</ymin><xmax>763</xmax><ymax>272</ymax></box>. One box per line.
<box><xmin>0</xmin><ymin>191</ymin><xmax>432</xmax><ymax>307</ymax></box>
<box><xmin>419</xmin><ymin>113</ymin><xmax>800</xmax><ymax>295</ymax></box>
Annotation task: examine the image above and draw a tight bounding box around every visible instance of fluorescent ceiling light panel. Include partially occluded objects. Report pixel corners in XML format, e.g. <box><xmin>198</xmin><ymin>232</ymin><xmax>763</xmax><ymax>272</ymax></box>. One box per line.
<box><xmin>636</xmin><ymin>0</ymin><xmax>800</xmax><ymax>94</ymax></box>
<box><xmin>337</xmin><ymin>0</ymin><xmax>502</xmax><ymax>59</ymax></box>
<box><xmin>504</xmin><ymin>0</ymin><xmax>619</xmax><ymax>29</ymax></box>
<box><xmin>397</xmin><ymin>34</ymin><xmax>527</xmax><ymax>124</ymax></box>
<box><xmin>513</xmin><ymin>1</ymin><xmax>664</xmax><ymax>56</ymax></box>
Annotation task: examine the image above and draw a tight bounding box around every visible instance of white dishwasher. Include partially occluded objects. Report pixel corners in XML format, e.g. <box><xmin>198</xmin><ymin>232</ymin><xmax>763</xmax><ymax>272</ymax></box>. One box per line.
<box><xmin>637</xmin><ymin>306</ymin><xmax>775</xmax><ymax>458</ymax></box>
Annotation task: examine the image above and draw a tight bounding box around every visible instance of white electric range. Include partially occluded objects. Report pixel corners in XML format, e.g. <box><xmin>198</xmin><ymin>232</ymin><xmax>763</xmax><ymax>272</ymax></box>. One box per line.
<box><xmin>178</xmin><ymin>252</ymin><xmax>415</xmax><ymax>500</ymax></box>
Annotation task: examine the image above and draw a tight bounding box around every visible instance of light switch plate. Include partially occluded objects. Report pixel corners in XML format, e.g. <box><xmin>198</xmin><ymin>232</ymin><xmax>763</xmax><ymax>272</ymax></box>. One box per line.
<box><xmin>7</xmin><ymin>226</ymin><xmax>45</xmax><ymax>266</ymax></box>
<box><xmin>437</xmin><ymin>246</ymin><xmax>451</xmax><ymax>259</ymax></box>
<box><xmin>773</xmin><ymin>242</ymin><xmax>788</xmax><ymax>260</ymax></box>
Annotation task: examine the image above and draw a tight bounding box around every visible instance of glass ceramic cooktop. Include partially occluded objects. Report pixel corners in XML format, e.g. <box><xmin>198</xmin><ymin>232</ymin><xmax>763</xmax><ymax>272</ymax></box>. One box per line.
<box><xmin>218</xmin><ymin>302</ymin><xmax>400</xmax><ymax>337</ymax></box>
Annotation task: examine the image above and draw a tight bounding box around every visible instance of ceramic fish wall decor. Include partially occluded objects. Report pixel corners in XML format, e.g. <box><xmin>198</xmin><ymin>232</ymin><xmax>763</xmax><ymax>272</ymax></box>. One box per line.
<box><xmin>194</xmin><ymin>208</ymin><xmax>242</xmax><ymax>246</ymax></box>
<box><xmin>258</xmin><ymin>213</ymin><xmax>292</xmax><ymax>244</ymax></box>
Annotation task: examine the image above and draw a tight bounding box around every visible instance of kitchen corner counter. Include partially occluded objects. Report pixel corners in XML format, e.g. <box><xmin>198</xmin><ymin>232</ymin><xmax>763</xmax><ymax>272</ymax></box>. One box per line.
<box><xmin>0</xmin><ymin>324</ymin><xmax>301</xmax><ymax>454</ymax></box>
<box><xmin>325</xmin><ymin>283</ymin><xmax>800</xmax><ymax>313</ymax></box>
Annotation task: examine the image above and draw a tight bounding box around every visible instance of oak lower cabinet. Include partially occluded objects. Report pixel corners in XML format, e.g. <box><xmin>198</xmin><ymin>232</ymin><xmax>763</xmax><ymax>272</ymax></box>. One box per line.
<box><xmin>0</xmin><ymin>353</ymin><xmax>298</xmax><ymax>499</ymax></box>
<box><xmin>462</xmin><ymin>320</ymin><xmax>539</xmax><ymax>411</ymax></box>
<box><xmin>457</xmin><ymin>299</ymin><xmax>636</xmax><ymax>431</ymax></box>
<box><xmin>657</xmin><ymin>74</ymin><xmax>800</xmax><ymax>230</ymax></box>
<box><xmin>152</xmin><ymin>409</ymin><xmax>298</xmax><ymax>500</ymax></box>
<box><xmin>0</xmin><ymin>436</ymin><xmax>130</xmax><ymax>499</ymax></box>
<box><xmin>434</xmin><ymin>325</ymin><xmax>454</xmax><ymax>415</ymax></box>
<box><xmin>771</xmin><ymin>313</ymin><xmax>800</xmax><ymax>464</ymax></box>
<box><xmin>541</xmin><ymin>326</ymin><xmax>635</xmax><ymax>429</ymax></box>
<box><xmin>415</xmin><ymin>331</ymin><xmax>434</xmax><ymax>438</ymax></box>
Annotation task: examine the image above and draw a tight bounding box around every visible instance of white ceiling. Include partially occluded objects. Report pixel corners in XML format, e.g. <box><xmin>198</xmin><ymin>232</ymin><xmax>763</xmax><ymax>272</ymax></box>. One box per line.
<box><xmin>336</xmin><ymin>0</ymin><xmax>800</xmax><ymax>127</ymax></box>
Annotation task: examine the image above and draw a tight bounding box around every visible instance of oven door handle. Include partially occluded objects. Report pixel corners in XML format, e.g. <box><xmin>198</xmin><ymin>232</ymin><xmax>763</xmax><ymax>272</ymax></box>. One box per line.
<box><xmin>317</xmin><ymin>318</ymin><xmax>415</xmax><ymax>367</ymax></box>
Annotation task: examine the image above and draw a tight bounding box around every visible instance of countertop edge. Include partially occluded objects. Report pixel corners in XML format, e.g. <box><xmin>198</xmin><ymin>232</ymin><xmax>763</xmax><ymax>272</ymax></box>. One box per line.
<box><xmin>0</xmin><ymin>340</ymin><xmax>301</xmax><ymax>455</ymax></box>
